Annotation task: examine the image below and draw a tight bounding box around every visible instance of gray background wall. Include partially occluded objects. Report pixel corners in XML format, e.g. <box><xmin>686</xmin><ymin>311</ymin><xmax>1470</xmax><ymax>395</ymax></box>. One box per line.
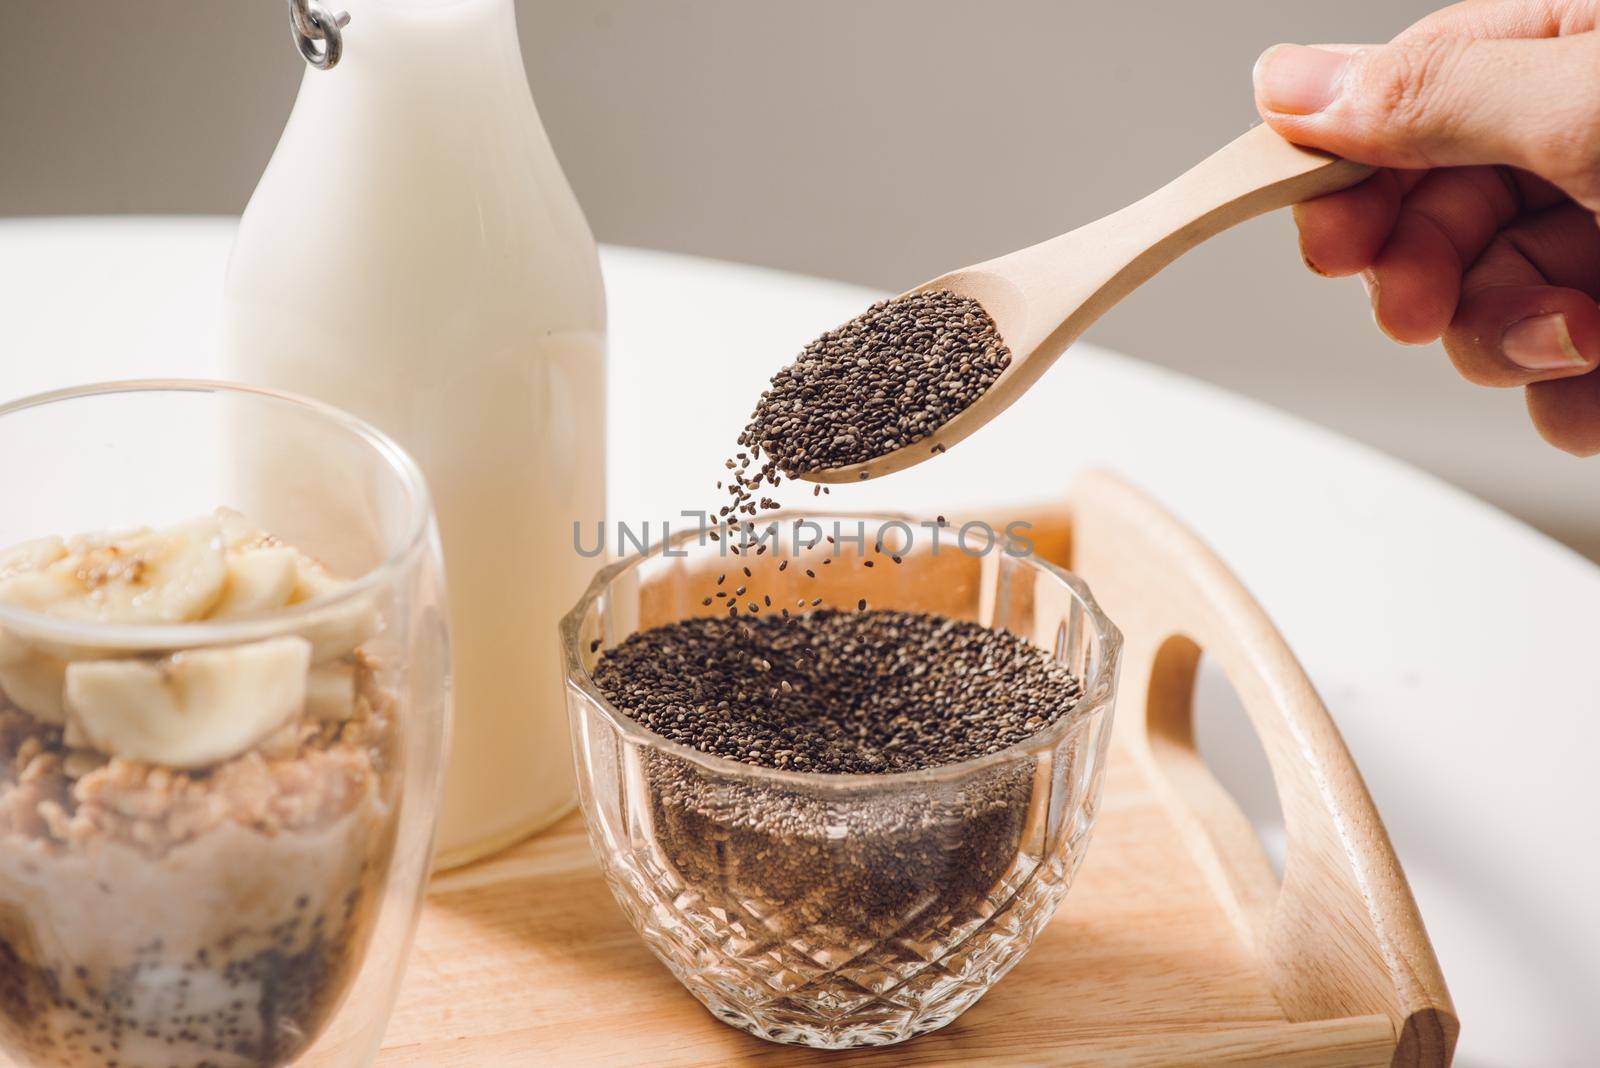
<box><xmin>3</xmin><ymin>0</ymin><xmax>1595</xmax><ymax>559</ymax></box>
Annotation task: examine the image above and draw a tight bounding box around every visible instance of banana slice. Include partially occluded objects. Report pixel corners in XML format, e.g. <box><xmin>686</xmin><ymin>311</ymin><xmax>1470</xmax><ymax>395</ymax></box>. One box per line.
<box><xmin>0</xmin><ymin>537</ymin><xmax>66</xmax><ymax>580</ymax></box>
<box><xmin>0</xmin><ymin>650</ymin><xmax>68</xmax><ymax>724</ymax></box>
<box><xmin>62</xmin><ymin>717</ymin><xmax>88</xmax><ymax>749</ymax></box>
<box><xmin>0</xmin><ymin>517</ymin><xmax>227</xmax><ymax>626</ymax></box>
<box><xmin>291</xmin><ymin>565</ymin><xmax>381</xmax><ymax>663</ymax></box>
<box><xmin>305</xmin><ymin>661</ymin><xmax>358</xmax><ymax>721</ymax></box>
<box><xmin>216</xmin><ymin>510</ymin><xmax>380</xmax><ymax>659</ymax></box>
<box><xmin>216</xmin><ymin>507</ymin><xmax>259</xmax><ymax>551</ymax></box>
<box><xmin>215</xmin><ymin>507</ymin><xmax>280</xmax><ymax>554</ymax></box>
<box><xmin>210</xmin><ymin>547</ymin><xmax>300</xmax><ymax>619</ymax></box>
<box><xmin>0</xmin><ymin>567</ymin><xmax>71</xmax><ymax>719</ymax></box>
<box><xmin>0</xmin><ymin>626</ymin><xmax>34</xmax><ymax>670</ymax></box>
<box><xmin>63</xmin><ymin>636</ymin><xmax>312</xmax><ymax>768</ymax></box>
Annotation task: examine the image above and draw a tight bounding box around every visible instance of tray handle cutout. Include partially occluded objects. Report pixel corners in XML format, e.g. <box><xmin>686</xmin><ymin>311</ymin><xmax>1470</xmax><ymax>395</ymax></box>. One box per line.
<box><xmin>1060</xmin><ymin>471</ymin><xmax>1457</xmax><ymax>1068</ymax></box>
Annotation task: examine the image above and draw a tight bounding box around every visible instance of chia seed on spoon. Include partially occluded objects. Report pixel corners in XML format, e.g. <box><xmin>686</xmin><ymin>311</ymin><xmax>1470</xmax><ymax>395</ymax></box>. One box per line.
<box><xmin>739</xmin><ymin>288</ymin><xmax>1010</xmax><ymax>479</ymax></box>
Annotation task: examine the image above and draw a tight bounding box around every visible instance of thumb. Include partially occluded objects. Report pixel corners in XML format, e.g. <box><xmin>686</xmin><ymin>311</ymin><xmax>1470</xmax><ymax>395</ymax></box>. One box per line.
<box><xmin>1254</xmin><ymin>36</ymin><xmax>1600</xmax><ymax>200</ymax></box>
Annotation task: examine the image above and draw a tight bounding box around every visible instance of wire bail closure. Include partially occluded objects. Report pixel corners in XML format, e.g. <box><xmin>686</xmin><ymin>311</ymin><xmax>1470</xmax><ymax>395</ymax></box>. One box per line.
<box><xmin>289</xmin><ymin>0</ymin><xmax>351</xmax><ymax>70</ymax></box>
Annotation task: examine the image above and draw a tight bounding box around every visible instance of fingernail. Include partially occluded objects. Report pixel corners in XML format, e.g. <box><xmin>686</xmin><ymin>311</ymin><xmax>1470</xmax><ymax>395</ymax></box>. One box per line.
<box><xmin>1254</xmin><ymin>44</ymin><xmax>1352</xmax><ymax>115</ymax></box>
<box><xmin>1502</xmin><ymin>313</ymin><xmax>1587</xmax><ymax>370</ymax></box>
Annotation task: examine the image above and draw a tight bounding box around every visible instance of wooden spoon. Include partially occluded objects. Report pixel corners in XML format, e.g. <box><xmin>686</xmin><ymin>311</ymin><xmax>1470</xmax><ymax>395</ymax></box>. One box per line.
<box><xmin>803</xmin><ymin>124</ymin><xmax>1373</xmax><ymax>483</ymax></box>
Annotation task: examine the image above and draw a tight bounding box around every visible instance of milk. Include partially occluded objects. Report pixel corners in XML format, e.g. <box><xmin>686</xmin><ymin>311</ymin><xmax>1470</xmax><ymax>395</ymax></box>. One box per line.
<box><xmin>222</xmin><ymin>0</ymin><xmax>605</xmax><ymax>867</ymax></box>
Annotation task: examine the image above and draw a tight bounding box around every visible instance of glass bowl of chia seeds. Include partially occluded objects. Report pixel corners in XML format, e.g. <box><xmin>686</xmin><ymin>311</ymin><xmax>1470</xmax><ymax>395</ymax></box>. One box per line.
<box><xmin>562</xmin><ymin>514</ymin><xmax>1120</xmax><ymax>1049</ymax></box>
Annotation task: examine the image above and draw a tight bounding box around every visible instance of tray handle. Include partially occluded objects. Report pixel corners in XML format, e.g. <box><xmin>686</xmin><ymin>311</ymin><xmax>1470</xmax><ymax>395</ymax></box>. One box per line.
<box><xmin>1061</xmin><ymin>471</ymin><xmax>1457</xmax><ymax>1067</ymax></box>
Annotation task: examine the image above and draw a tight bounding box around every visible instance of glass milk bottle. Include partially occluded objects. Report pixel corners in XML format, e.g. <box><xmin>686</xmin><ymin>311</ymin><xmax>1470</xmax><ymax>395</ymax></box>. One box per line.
<box><xmin>222</xmin><ymin>0</ymin><xmax>605</xmax><ymax>868</ymax></box>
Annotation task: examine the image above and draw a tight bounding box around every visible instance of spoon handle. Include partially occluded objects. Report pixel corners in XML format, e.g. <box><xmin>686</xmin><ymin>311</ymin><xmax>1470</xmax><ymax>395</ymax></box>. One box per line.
<box><xmin>1001</xmin><ymin>125</ymin><xmax>1374</xmax><ymax>355</ymax></box>
<box><xmin>1064</xmin><ymin>125</ymin><xmax>1374</xmax><ymax>300</ymax></box>
<box><xmin>1130</xmin><ymin>122</ymin><xmax>1375</xmax><ymax>244</ymax></box>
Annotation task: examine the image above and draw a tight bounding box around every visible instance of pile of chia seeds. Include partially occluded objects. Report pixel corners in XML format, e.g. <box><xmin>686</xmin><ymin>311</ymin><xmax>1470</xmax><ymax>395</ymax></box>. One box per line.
<box><xmin>593</xmin><ymin>610</ymin><xmax>1084</xmax><ymax>950</ymax></box>
<box><xmin>593</xmin><ymin>610</ymin><xmax>1082</xmax><ymax>774</ymax></box>
<box><xmin>642</xmin><ymin>748</ymin><xmax>1038</xmax><ymax>945</ymax></box>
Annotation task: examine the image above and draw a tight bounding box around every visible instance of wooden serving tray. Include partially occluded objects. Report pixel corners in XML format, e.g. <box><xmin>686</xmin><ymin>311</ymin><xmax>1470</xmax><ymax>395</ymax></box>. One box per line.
<box><xmin>378</xmin><ymin>472</ymin><xmax>1456</xmax><ymax>1066</ymax></box>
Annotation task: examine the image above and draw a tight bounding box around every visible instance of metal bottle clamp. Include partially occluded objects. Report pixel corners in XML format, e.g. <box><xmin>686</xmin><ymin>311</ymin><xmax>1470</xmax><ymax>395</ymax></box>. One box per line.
<box><xmin>288</xmin><ymin>0</ymin><xmax>351</xmax><ymax>70</ymax></box>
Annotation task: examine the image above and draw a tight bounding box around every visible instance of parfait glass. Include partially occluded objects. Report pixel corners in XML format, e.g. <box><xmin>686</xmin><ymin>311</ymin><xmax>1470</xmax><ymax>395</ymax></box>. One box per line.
<box><xmin>0</xmin><ymin>381</ymin><xmax>450</xmax><ymax>1068</ymax></box>
<box><xmin>563</xmin><ymin>515</ymin><xmax>1120</xmax><ymax>1048</ymax></box>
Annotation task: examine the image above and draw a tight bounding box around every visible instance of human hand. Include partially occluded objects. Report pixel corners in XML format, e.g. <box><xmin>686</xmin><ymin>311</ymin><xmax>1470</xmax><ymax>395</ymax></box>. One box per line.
<box><xmin>1253</xmin><ymin>0</ymin><xmax>1600</xmax><ymax>455</ymax></box>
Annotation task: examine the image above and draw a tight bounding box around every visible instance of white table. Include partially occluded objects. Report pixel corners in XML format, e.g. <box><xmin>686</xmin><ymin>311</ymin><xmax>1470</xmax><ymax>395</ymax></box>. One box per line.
<box><xmin>2</xmin><ymin>216</ymin><xmax>1596</xmax><ymax>1066</ymax></box>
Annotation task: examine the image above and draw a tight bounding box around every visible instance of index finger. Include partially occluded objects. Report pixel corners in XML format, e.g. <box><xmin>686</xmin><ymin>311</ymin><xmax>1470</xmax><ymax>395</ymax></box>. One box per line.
<box><xmin>1293</xmin><ymin>169</ymin><xmax>1421</xmax><ymax>276</ymax></box>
